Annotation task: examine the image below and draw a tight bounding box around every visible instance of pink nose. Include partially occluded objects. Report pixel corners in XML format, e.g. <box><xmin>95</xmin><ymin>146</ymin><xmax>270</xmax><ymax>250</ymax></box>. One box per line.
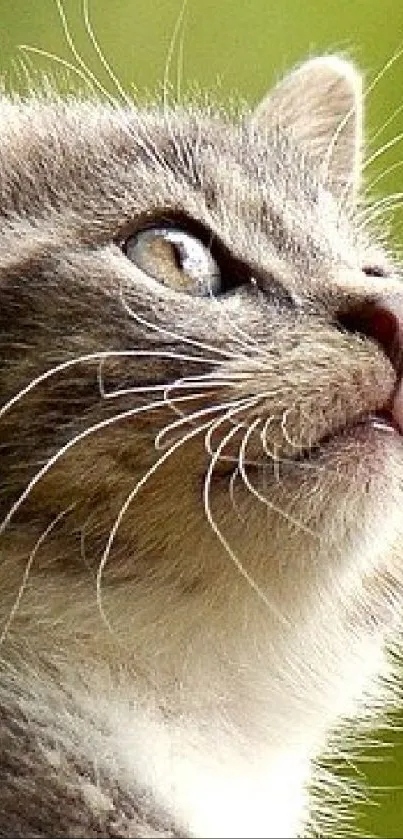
<box><xmin>381</xmin><ymin>298</ymin><xmax>403</xmax><ymax>433</ymax></box>
<box><xmin>338</xmin><ymin>295</ymin><xmax>403</xmax><ymax>431</ymax></box>
<box><xmin>338</xmin><ymin>298</ymin><xmax>401</xmax><ymax>369</ymax></box>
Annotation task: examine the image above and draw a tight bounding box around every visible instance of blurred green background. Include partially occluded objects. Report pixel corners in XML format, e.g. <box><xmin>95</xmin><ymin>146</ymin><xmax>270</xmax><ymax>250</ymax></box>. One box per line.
<box><xmin>1</xmin><ymin>0</ymin><xmax>403</xmax><ymax>835</ymax></box>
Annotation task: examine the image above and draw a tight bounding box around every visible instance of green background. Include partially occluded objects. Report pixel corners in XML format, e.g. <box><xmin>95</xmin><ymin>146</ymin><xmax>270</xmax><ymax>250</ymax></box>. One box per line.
<box><xmin>1</xmin><ymin>1</ymin><xmax>403</xmax><ymax>835</ymax></box>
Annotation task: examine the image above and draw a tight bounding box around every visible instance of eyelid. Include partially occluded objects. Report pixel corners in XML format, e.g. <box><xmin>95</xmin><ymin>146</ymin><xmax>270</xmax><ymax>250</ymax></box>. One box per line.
<box><xmin>115</xmin><ymin>211</ymin><xmax>216</xmax><ymax>252</ymax></box>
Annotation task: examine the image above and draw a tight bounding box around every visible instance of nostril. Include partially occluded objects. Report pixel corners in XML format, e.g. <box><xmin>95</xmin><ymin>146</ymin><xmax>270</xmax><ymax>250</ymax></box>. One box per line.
<box><xmin>337</xmin><ymin>300</ymin><xmax>401</xmax><ymax>371</ymax></box>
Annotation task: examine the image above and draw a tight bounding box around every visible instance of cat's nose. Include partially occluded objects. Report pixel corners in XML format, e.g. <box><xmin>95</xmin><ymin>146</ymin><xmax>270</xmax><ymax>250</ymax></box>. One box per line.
<box><xmin>337</xmin><ymin>296</ymin><xmax>403</xmax><ymax>373</ymax></box>
<box><xmin>337</xmin><ymin>294</ymin><xmax>403</xmax><ymax>430</ymax></box>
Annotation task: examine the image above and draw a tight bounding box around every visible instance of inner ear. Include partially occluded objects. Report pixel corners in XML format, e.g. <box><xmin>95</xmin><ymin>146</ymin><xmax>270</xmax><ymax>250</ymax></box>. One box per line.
<box><xmin>252</xmin><ymin>56</ymin><xmax>363</xmax><ymax>202</ymax></box>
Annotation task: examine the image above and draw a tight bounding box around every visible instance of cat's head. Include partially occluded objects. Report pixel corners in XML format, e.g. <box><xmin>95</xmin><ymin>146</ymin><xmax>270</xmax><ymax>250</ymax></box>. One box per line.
<box><xmin>1</xmin><ymin>56</ymin><xmax>402</xmax><ymax>734</ymax></box>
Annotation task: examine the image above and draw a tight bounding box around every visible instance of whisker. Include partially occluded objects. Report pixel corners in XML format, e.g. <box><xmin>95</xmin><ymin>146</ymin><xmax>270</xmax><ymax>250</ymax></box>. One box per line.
<box><xmin>321</xmin><ymin>104</ymin><xmax>359</xmax><ymax>196</ymax></box>
<box><xmin>99</xmin><ymin>368</ymin><xmax>229</xmax><ymax>401</ymax></box>
<box><xmin>120</xmin><ymin>283</ymin><xmax>248</xmax><ymax>361</ymax></box>
<box><xmin>368</xmin><ymin>99</ymin><xmax>403</xmax><ymax>149</ymax></box>
<box><xmin>323</xmin><ymin>47</ymin><xmax>403</xmax><ymax>199</ymax></box>
<box><xmin>212</xmin><ymin>293</ymin><xmax>266</xmax><ymax>357</ymax></box>
<box><xmin>95</xmin><ymin>412</ymin><xmax>215</xmax><ymax>632</ymax></box>
<box><xmin>202</xmin><ymin>418</ymin><xmax>291</xmax><ymax>627</ymax></box>
<box><xmin>364</xmin><ymin>193</ymin><xmax>403</xmax><ymax>213</ymax></box>
<box><xmin>161</xmin><ymin>387</ymin><xmax>232</xmax><ymax>427</ymax></box>
<box><xmin>363</xmin><ymin>130</ymin><xmax>403</xmax><ymax>173</ymax></box>
<box><xmin>155</xmin><ymin>396</ymin><xmax>249</xmax><ymax>451</ymax></box>
<box><xmin>176</xmin><ymin>3</ymin><xmax>188</xmax><ymax>104</ymax></box>
<box><xmin>0</xmin><ymin>350</ymin><xmax>214</xmax><ymax>420</ymax></box>
<box><xmin>201</xmin><ymin>254</ymin><xmax>265</xmax><ymax>358</ymax></box>
<box><xmin>209</xmin><ymin>297</ymin><xmax>262</xmax><ymax>357</ymax></box>
<box><xmin>18</xmin><ymin>45</ymin><xmax>100</xmax><ymax>95</ymax></box>
<box><xmin>0</xmin><ymin>505</ymin><xmax>75</xmax><ymax>648</ymax></box>
<box><xmin>117</xmin><ymin>102</ymin><xmax>175</xmax><ymax>174</ymax></box>
<box><xmin>260</xmin><ymin>414</ymin><xmax>279</xmax><ymax>459</ymax></box>
<box><xmin>359</xmin><ymin>210</ymin><xmax>402</xmax><ymax>231</ymax></box>
<box><xmin>261</xmin><ymin>406</ymin><xmax>346</xmax><ymax>476</ymax></box>
<box><xmin>281</xmin><ymin>404</ymin><xmax>303</xmax><ymax>452</ymax></box>
<box><xmin>163</xmin><ymin>379</ymin><xmax>233</xmax><ymax>419</ymax></box>
<box><xmin>363</xmin><ymin>45</ymin><xmax>403</xmax><ymax>101</ymax></box>
<box><xmin>260</xmin><ymin>414</ymin><xmax>282</xmax><ymax>482</ymax></box>
<box><xmin>357</xmin><ymin>193</ymin><xmax>403</xmax><ymax>225</ymax></box>
<box><xmin>163</xmin><ymin>0</ymin><xmax>188</xmax><ymax>111</ymax></box>
<box><xmin>0</xmin><ymin>393</ymin><xmax>205</xmax><ymax>538</ymax></box>
<box><xmin>164</xmin><ymin>372</ymin><xmax>247</xmax><ymax>424</ymax></box>
<box><xmin>12</xmin><ymin>48</ymin><xmax>37</xmax><ymax>83</ymax></box>
<box><xmin>54</xmin><ymin>0</ymin><xmax>118</xmax><ymax>104</ymax></box>
<box><xmin>357</xmin><ymin>190</ymin><xmax>403</xmax><ymax>213</ymax></box>
<box><xmin>366</xmin><ymin>159</ymin><xmax>403</xmax><ymax>193</ymax></box>
<box><xmin>238</xmin><ymin>417</ymin><xmax>320</xmax><ymax>540</ymax></box>
<box><xmin>162</xmin><ymin>369</ymin><xmax>249</xmax><ymax>412</ymax></box>
<box><xmin>162</xmin><ymin>394</ymin><xmax>264</xmax><ymax>464</ymax></box>
<box><xmin>203</xmin><ymin>395</ymin><xmax>263</xmax><ymax>456</ymax></box>
<box><xmin>102</xmin><ymin>378</ymin><xmax>230</xmax><ymax>401</ymax></box>
<box><xmin>1</xmin><ymin>353</ymin><xmax>111</xmax><ymax>419</ymax></box>
<box><xmin>82</xmin><ymin>0</ymin><xmax>132</xmax><ymax>107</ymax></box>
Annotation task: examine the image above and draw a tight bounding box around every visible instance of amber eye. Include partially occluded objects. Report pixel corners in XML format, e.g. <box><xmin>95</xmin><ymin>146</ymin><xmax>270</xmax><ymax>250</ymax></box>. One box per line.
<box><xmin>123</xmin><ymin>226</ymin><xmax>222</xmax><ymax>297</ymax></box>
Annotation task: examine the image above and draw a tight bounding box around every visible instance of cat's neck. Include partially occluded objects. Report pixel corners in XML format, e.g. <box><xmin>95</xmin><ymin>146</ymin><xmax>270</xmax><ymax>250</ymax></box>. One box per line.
<box><xmin>97</xmin><ymin>574</ymin><xmax>389</xmax><ymax>837</ymax></box>
<box><xmin>4</xmin><ymin>535</ymin><xmax>390</xmax><ymax>838</ymax></box>
<box><xmin>59</xmin><ymin>648</ymin><xmax>312</xmax><ymax>838</ymax></box>
<box><xmin>107</xmin><ymin>702</ymin><xmax>311</xmax><ymax>838</ymax></box>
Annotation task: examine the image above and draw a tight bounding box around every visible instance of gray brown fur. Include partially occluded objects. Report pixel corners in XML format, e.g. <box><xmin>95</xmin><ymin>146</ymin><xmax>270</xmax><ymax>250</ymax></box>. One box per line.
<box><xmin>1</xmin><ymin>58</ymin><xmax>403</xmax><ymax>838</ymax></box>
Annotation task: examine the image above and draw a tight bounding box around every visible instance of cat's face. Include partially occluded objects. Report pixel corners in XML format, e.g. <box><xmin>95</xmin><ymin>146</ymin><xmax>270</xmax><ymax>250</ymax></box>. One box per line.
<box><xmin>1</xmin><ymin>57</ymin><xmax>403</xmax><ymax>726</ymax></box>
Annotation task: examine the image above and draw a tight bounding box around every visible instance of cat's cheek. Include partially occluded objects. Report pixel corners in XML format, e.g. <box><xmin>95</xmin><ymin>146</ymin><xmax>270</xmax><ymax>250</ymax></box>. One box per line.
<box><xmin>225</xmin><ymin>422</ymin><xmax>403</xmax><ymax>570</ymax></box>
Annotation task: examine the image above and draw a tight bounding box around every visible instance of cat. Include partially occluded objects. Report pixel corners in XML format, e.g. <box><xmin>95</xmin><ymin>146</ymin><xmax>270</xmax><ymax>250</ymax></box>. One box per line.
<box><xmin>0</xmin><ymin>50</ymin><xmax>403</xmax><ymax>838</ymax></box>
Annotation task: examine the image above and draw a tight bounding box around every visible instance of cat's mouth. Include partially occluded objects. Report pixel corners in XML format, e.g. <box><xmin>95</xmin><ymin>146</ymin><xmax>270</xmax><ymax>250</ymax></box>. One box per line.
<box><xmin>288</xmin><ymin>372</ymin><xmax>403</xmax><ymax>463</ymax></box>
<box><xmin>293</xmin><ymin>409</ymin><xmax>400</xmax><ymax>463</ymax></box>
<box><xmin>211</xmin><ymin>409</ymin><xmax>402</xmax><ymax>480</ymax></box>
<box><xmin>210</xmin><ymin>379</ymin><xmax>403</xmax><ymax>478</ymax></box>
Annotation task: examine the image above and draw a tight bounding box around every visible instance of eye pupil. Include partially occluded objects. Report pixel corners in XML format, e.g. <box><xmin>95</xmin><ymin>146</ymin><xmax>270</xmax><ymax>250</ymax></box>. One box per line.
<box><xmin>171</xmin><ymin>240</ymin><xmax>186</xmax><ymax>271</ymax></box>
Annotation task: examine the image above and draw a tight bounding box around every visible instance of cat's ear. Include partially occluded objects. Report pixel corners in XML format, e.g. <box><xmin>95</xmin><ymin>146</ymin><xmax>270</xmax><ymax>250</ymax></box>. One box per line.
<box><xmin>252</xmin><ymin>56</ymin><xmax>363</xmax><ymax>200</ymax></box>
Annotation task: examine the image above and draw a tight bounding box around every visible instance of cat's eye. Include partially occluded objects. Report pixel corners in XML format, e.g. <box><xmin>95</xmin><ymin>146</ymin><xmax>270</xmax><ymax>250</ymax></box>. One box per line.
<box><xmin>123</xmin><ymin>226</ymin><xmax>221</xmax><ymax>297</ymax></box>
